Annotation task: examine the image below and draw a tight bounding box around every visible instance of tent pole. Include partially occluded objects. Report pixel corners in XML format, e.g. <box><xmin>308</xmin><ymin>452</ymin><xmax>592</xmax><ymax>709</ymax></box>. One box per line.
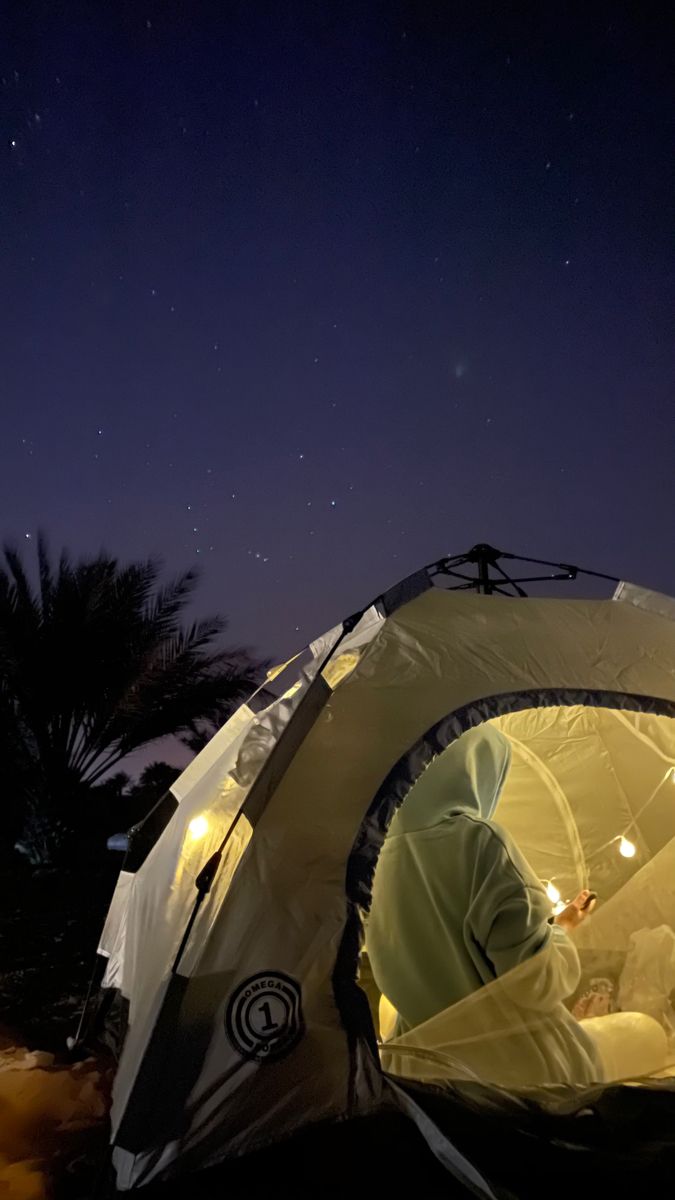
<box><xmin>477</xmin><ymin>549</ymin><xmax>492</xmax><ymax>595</ymax></box>
<box><xmin>465</xmin><ymin>543</ymin><xmax>501</xmax><ymax>595</ymax></box>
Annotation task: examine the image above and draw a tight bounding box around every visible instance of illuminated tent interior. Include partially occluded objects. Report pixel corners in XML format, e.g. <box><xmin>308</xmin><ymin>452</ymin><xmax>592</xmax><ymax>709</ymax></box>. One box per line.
<box><xmin>374</xmin><ymin>706</ymin><xmax>675</xmax><ymax>1090</ymax></box>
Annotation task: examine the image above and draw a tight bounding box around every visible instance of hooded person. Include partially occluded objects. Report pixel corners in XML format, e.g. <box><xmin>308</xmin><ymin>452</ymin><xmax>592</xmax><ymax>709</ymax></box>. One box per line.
<box><xmin>366</xmin><ymin>724</ymin><xmax>603</xmax><ymax>1087</ymax></box>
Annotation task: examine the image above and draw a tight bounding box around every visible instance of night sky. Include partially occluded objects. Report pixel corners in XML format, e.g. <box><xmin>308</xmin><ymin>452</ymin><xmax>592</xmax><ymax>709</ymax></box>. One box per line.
<box><xmin>3</xmin><ymin>2</ymin><xmax>674</xmax><ymax>668</ymax></box>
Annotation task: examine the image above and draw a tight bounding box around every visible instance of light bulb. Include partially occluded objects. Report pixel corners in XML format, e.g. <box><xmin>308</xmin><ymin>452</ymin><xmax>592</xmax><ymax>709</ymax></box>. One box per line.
<box><xmin>544</xmin><ymin>881</ymin><xmax>561</xmax><ymax>905</ymax></box>
<box><xmin>618</xmin><ymin>835</ymin><xmax>636</xmax><ymax>859</ymax></box>
<box><xmin>188</xmin><ymin>815</ymin><xmax>209</xmax><ymax>840</ymax></box>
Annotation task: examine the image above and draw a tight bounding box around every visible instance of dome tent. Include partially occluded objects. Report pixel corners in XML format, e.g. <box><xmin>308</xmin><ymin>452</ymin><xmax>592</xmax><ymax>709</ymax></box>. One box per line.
<box><xmin>88</xmin><ymin>545</ymin><xmax>675</xmax><ymax>1196</ymax></box>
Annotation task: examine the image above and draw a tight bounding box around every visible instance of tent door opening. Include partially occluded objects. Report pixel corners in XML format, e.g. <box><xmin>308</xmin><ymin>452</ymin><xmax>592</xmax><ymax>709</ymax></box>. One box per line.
<box><xmin>358</xmin><ymin>705</ymin><xmax>675</xmax><ymax>1093</ymax></box>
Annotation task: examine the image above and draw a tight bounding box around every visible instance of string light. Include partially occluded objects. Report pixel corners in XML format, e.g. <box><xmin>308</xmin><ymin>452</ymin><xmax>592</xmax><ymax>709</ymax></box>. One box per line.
<box><xmin>188</xmin><ymin>815</ymin><xmax>209</xmax><ymax>840</ymax></box>
<box><xmin>542</xmin><ymin>881</ymin><xmax>569</xmax><ymax>917</ymax></box>
<box><xmin>584</xmin><ymin>767</ymin><xmax>674</xmax><ymax>869</ymax></box>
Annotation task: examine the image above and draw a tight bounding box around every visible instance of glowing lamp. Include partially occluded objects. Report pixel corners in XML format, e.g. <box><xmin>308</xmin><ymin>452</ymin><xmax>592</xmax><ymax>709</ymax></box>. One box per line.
<box><xmin>544</xmin><ymin>881</ymin><xmax>561</xmax><ymax>905</ymax></box>
<box><xmin>618</xmin><ymin>835</ymin><xmax>636</xmax><ymax>859</ymax></box>
<box><xmin>188</xmin><ymin>815</ymin><xmax>209</xmax><ymax>840</ymax></box>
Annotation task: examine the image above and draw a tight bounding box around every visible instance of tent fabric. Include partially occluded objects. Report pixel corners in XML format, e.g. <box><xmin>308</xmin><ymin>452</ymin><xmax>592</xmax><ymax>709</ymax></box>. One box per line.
<box><xmin>494</xmin><ymin>706</ymin><xmax>675</xmax><ymax>914</ymax></box>
<box><xmin>94</xmin><ymin>584</ymin><xmax>675</xmax><ymax>1190</ymax></box>
<box><xmin>99</xmin><ymin>604</ymin><xmax>384</xmax><ymax>999</ymax></box>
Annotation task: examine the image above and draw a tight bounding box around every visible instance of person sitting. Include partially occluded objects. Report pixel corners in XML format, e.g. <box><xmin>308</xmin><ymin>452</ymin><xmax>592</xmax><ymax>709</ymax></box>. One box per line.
<box><xmin>366</xmin><ymin>724</ymin><xmax>602</xmax><ymax>1086</ymax></box>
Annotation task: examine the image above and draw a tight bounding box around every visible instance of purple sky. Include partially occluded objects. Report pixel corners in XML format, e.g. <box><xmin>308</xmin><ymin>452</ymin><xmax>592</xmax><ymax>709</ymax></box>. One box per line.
<box><xmin>2</xmin><ymin>2</ymin><xmax>673</xmax><ymax>674</ymax></box>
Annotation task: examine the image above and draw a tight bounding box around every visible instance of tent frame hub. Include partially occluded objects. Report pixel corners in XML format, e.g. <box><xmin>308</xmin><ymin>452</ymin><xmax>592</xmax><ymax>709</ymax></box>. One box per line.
<box><xmin>430</xmin><ymin>543</ymin><xmax>618</xmax><ymax>597</ymax></box>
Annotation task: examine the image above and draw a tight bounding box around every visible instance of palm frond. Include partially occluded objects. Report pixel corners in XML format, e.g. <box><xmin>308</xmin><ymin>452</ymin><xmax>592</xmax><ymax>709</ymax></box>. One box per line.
<box><xmin>0</xmin><ymin>538</ymin><xmax>267</xmax><ymax>851</ymax></box>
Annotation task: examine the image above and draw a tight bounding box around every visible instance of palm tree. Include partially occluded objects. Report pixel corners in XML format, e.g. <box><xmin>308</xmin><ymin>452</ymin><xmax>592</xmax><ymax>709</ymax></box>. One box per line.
<box><xmin>0</xmin><ymin>536</ymin><xmax>266</xmax><ymax>864</ymax></box>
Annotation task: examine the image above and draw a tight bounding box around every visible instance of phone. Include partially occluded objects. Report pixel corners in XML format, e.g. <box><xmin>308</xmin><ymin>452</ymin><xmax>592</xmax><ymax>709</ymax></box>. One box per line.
<box><xmin>580</xmin><ymin>891</ymin><xmax>597</xmax><ymax>910</ymax></box>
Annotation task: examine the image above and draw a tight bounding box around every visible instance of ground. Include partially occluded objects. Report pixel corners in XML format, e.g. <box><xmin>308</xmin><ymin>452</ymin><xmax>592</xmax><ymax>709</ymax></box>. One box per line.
<box><xmin>0</xmin><ymin>858</ymin><xmax>118</xmax><ymax>1199</ymax></box>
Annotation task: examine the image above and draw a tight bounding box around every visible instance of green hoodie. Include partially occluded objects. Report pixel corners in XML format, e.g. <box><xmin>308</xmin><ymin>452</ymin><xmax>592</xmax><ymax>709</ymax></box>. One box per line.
<box><xmin>367</xmin><ymin>725</ymin><xmax>601</xmax><ymax>1086</ymax></box>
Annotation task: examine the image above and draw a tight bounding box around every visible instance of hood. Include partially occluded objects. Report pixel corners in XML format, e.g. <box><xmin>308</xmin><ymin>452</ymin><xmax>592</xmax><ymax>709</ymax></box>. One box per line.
<box><xmin>388</xmin><ymin>724</ymin><xmax>512</xmax><ymax>835</ymax></box>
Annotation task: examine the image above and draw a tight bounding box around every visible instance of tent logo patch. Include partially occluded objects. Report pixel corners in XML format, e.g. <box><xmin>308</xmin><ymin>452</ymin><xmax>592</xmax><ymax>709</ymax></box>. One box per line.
<box><xmin>226</xmin><ymin>971</ymin><xmax>304</xmax><ymax>1062</ymax></box>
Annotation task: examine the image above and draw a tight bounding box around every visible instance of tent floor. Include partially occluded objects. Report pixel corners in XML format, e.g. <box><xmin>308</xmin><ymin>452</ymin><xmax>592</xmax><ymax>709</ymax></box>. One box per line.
<box><xmin>109</xmin><ymin>1080</ymin><xmax>675</xmax><ymax>1199</ymax></box>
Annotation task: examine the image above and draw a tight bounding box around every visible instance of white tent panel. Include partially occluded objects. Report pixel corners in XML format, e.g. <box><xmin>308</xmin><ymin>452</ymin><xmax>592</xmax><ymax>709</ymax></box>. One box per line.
<box><xmin>171</xmin><ymin>702</ymin><xmax>258</xmax><ymax>803</ymax></box>
<box><xmin>614</xmin><ymin>580</ymin><xmax>675</xmax><ymax>623</ymax></box>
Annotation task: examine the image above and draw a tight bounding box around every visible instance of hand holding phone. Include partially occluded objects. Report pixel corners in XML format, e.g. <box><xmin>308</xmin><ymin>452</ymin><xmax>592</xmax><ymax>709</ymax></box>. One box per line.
<box><xmin>554</xmin><ymin>889</ymin><xmax>597</xmax><ymax>933</ymax></box>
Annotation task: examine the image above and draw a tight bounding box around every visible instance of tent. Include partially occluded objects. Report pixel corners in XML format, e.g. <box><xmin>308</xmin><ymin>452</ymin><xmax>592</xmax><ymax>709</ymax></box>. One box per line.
<box><xmin>89</xmin><ymin>545</ymin><xmax>675</xmax><ymax>1195</ymax></box>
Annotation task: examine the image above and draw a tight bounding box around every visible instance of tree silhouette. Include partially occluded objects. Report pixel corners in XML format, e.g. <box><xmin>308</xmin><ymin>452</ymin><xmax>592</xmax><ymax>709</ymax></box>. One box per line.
<box><xmin>0</xmin><ymin>537</ymin><xmax>265</xmax><ymax>863</ymax></box>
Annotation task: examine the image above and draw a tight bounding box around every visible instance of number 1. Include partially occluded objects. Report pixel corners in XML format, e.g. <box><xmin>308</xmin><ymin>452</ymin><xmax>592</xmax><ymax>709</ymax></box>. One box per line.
<box><xmin>259</xmin><ymin>1001</ymin><xmax>278</xmax><ymax>1032</ymax></box>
